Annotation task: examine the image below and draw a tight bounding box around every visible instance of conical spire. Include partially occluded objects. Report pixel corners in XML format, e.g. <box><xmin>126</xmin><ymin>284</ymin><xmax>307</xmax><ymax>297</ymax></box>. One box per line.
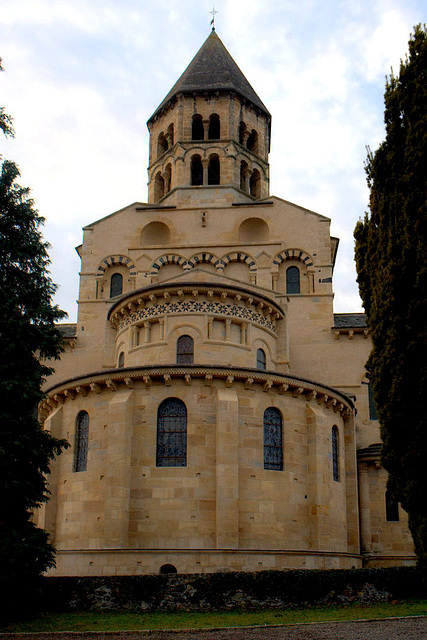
<box><xmin>149</xmin><ymin>31</ymin><xmax>270</xmax><ymax>122</ymax></box>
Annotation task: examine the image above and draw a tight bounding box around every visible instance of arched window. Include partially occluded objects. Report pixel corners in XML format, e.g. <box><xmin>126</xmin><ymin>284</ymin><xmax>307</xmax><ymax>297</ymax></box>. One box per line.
<box><xmin>332</xmin><ymin>425</ymin><xmax>339</xmax><ymax>482</ymax></box>
<box><xmin>164</xmin><ymin>163</ymin><xmax>172</xmax><ymax>194</ymax></box>
<box><xmin>385</xmin><ymin>489</ymin><xmax>399</xmax><ymax>521</ymax></box>
<box><xmin>286</xmin><ymin>266</ymin><xmax>300</xmax><ymax>294</ymax></box>
<box><xmin>191</xmin><ymin>155</ymin><xmax>203</xmax><ymax>186</ymax></box>
<box><xmin>247</xmin><ymin>129</ymin><xmax>258</xmax><ymax>153</ymax></box>
<box><xmin>157</xmin><ymin>132</ymin><xmax>168</xmax><ymax>157</ymax></box>
<box><xmin>240</xmin><ymin>161</ymin><xmax>249</xmax><ymax>191</ymax></box>
<box><xmin>154</xmin><ymin>171</ymin><xmax>165</xmax><ymax>202</ymax></box>
<box><xmin>208</xmin><ymin>154</ymin><xmax>220</xmax><ymax>185</ymax></box>
<box><xmin>160</xmin><ymin>563</ymin><xmax>178</xmax><ymax>574</ymax></box>
<box><xmin>74</xmin><ymin>411</ymin><xmax>89</xmax><ymax>472</ymax></box>
<box><xmin>208</xmin><ymin>113</ymin><xmax>220</xmax><ymax>139</ymax></box>
<box><xmin>192</xmin><ymin>114</ymin><xmax>204</xmax><ymax>140</ymax></box>
<box><xmin>118</xmin><ymin>351</ymin><xmax>125</xmax><ymax>368</ymax></box>
<box><xmin>110</xmin><ymin>273</ymin><xmax>123</xmax><ymax>298</ymax></box>
<box><xmin>167</xmin><ymin>123</ymin><xmax>174</xmax><ymax>146</ymax></box>
<box><xmin>250</xmin><ymin>168</ymin><xmax>261</xmax><ymax>199</ymax></box>
<box><xmin>264</xmin><ymin>407</ymin><xmax>283</xmax><ymax>470</ymax></box>
<box><xmin>257</xmin><ymin>348</ymin><xmax>266</xmax><ymax>370</ymax></box>
<box><xmin>368</xmin><ymin>383</ymin><xmax>378</xmax><ymax>420</ymax></box>
<box><xmin>156</xmin><ymin>398</ymin><xmax>187</xmax><ymax>467</ymax></box>
<box><xmin>239</xmin><ymin>121</ymin><xmax>246</xmax><ymax>145</ymax></box>
<box><xmin>177</xmin><ymin>335</ymin><xmax>194</xmax><ymax>364</ymax></box>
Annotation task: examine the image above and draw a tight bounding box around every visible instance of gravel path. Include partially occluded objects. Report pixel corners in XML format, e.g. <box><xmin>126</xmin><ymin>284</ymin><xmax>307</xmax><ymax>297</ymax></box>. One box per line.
<box><xmin>2</xmin><ymin>617</ymin><xmax>427</xmax><ymax>640</ymax></box>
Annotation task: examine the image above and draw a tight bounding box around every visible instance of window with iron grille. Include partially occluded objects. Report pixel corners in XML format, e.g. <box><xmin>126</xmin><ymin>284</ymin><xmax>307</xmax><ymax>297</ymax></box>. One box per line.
<box><xmin>177</xmin><ymin>335</ymin><xmax>194</xmax><ymax>364</ymax></box>
<box><xmin>156</xmin><ymin>398</ymin><xmax>187</xmax><ymax>467</ymax></box>
<box><xmin>332</xmin><ymin>425</ymin><xmax>339</xmax><ymax>482</ymax></box>
<box><xmin>74</xmin><ymin>411</ymin><xmax>89</xmax><ymax>472</ymax></box>
<box><xmin>110</xmin><ymin>272</ymin><xmax>123</xmax><ymax>298</ymax></box>
<box><xmin>256</xmin><ymin>348</ymin><xmax>266</xmax><ymax>370</ymax></box>
<box><xmin>286</xmin><ymin>266</ymin><xmax>300</xmax><ymax>294</ymax></box>
<box><xmin>264</xmin><ymin>407</ymin><xmax>283</xmax><ymax>470</ymax></box>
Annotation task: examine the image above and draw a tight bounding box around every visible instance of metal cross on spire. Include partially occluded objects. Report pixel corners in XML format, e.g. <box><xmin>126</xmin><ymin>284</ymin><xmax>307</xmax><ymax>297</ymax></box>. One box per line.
<box><xmin>210</xmin><ymin>5</ymin><xmax>219</xmax><ymax>31</ymax></box>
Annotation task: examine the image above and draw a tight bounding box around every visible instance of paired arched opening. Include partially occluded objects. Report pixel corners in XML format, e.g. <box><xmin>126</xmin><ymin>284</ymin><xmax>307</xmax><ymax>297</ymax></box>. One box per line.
<box><xmin>154</xmin><ymin>171</ymin><xmax>165</xmax><ymax>202</ymax></box>
<box><xmin>247</xmin><ymin>129</ymin><xmax>258</xmax><ymax>153</ymax></box>
<box><xmin>208</xmin><ymin>113</ymin><xmax>220</xmax><ymax>139</ymax></box>
<box><xmin>157</xmin><ymin>132</ymin><xmax>168</xmax><ymax>157</ymax></box>
<box><xmin>156</xmin><ymin>398</ymin><xmax>187</xmax><ymax>467</ymax></box>
<box><xmin>192</xmin><ymin>114</ymin><xmax>204</xmax><ymax>140</ymax></box>
<box><xmin>74</xmin><ymin>411</ymin><xmax>89</xmax><ymax>473</ymax></box>
<box><xmin>191</xmin><ymin>155</ymin><xmax>203</xmax><ymax>186</ymax></box>
<box><xmin>208</xmin><ymin>154</ymin><xmax>220</xmax><ymax>185</ymax></box>
<box><xmin>249</xmin><ymin>169</ymin><xmax>261</xmax><ymax>198</ymax></box>
<box><xmin>264</xmin><ymin>407</ymin><xmax>283</xmax><ymax>471</ymax></box>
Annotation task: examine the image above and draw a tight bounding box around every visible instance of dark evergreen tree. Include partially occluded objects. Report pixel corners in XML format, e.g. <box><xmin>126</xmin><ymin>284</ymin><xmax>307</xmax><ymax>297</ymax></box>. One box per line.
<box><xmin>0</xmin><ymin>159</ymin><xmax>68</xmax><ymax>593</ymax></box>
<box><xmin>0</xmin><ymin>58</ymin><xmax>15</xmax><ymax>138</ymax></box>
<box><xmin>354</xmin><ymin>25</ymin><xmax>427</xmax><ymax>569</ymax></box>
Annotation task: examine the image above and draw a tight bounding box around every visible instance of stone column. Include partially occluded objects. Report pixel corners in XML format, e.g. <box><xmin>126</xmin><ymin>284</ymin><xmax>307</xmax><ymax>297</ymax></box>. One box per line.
<box><xmin>202</xmin><ymin>158</ymin><xmax>209</xmax><ymax>185</ymax></box>
<box><xmin>216</xmin><ymin>388</ymin><xmax>239</xmax><ymax>548</ymax></box>
<box><xmin>104</xmin><ymin>389</ymin><xmax>134</xmax><ymax>548</ymax></box>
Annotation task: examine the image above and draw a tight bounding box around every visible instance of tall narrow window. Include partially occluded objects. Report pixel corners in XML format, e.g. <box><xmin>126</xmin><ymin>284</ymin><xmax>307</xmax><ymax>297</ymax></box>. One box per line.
<box><xmin>192</xmin><ymin>114</ymin><xmax>204</xmax><ymax>140</ymax></box>
<box><xmin>191</xmin><ymin>155</ymin><xmax>203</xmax><ymax>186</ymax></box>
<box><xmin>264</xmin><ymin>407</ymin><xmax>283</xmax><ymax>470</ymax></box>
<box><xmin>257</xmin><ymin>348</ymin><xmax>266</xmax><ymax>370</ymax></box>
<box><xmin>110</xmin><ymin>273</ymin><xmax>123</xmax><ymax>298</ymax></box>
<box><xmin>286</xmin><ymin>266</ymin><xmax>300</xmax><ymax>294</ymax></box>
<box><xmin>208</xmin><ymin>154</ymin><xmax>220</xmax><ymax>185</ymax></box>
<box><xmin>208</xmin><ymin>113</ymin><xmax>220</xmax><ymax>139</ymax></box>
<box><xmin>156</xmin><ymin>398</ymin><xmax>187</xmax><ymax>467</ymax></box>
<box><xmin>74</xmin><ymin>411</ymin><xmax>89</xmax><ymax>472</ymax></box>
<box><xmin>118</xmin><ymin>351</ymin><xmax>125</xmax><ymax>368</ymax></box>
<box><xmin>239</xmin><ymin>121</ymin><xmax>246</xmax><ymax>145</ymax></box>
<box><xmin>250</xmin><ymin>169</ymin><xmax>261</xmax><ymax>199</ymax></box>
<box><xmin>177</xmin><ymin>335</ymin><xmax>194</xmax><ymax>364</ymax></box>
<box><xmin>386</xmin><ymin>490</ymin><xmax>399</xmax><ymax>521</ymax></box>
<box><xmin>368</xmin><ymin>383</ymin><xmax>378</xmax><ymax>420</ymax></box>
<box><xmin>332</xmin><ymin>425</ymin><xmax>339</xmax><ymax>482</ymax></box>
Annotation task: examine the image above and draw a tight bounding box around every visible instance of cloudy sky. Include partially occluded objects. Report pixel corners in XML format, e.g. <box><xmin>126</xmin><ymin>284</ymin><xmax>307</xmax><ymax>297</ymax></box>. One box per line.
<box><xmin>1</xmin><ymin>0</ymin><xmax>425</xmax><ymax>321</ymax></box>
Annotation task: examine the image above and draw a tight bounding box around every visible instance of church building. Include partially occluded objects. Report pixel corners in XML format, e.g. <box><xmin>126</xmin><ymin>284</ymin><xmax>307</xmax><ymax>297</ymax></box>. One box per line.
<box><xmin>38</xmin><ymin>30</ymin><xmax>415</xmax><ymax>576</ymax></box>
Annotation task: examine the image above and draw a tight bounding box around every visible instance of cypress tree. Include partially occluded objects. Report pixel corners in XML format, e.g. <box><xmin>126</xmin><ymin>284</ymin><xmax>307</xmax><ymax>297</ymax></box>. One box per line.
<box><xmin>0</xmin><ymin>159</ymin><xmax>69</xmax><ymax>595</ymax></box>
<box><xmin>354</xmin><ymin>25</ymin><xmax>427</xmax><ymax>569</ymax></box>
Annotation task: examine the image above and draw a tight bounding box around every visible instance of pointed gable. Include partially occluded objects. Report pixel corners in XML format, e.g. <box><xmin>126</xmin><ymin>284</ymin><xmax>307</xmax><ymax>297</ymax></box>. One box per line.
<box><xmin>148</xmin><ymin>31</ymin><xmax>270</xmax><ymax>123</ymax></box>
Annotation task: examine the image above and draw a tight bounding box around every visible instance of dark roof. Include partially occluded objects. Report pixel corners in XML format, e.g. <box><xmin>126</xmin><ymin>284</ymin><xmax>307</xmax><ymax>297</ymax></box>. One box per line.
<box><xmin>333</xmin><ymin>313</ymin><xmax>367</xmax><ymax>328</ymax></box>
<box><xmin>149</xmin><ymin>30</ymin><xmax>270</xmax><ymax>122</ymax></box>
<box><xmin>57</xmin><ymin>323</ymin><xmax>77</xmax><ymax>338</ymax></box>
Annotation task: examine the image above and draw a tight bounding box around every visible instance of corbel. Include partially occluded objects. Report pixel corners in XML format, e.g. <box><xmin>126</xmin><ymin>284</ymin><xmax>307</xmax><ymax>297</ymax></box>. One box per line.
<box><xmin>292</xmin><ymin>387</ymin><xmax>304</xmax><ymax>398</ymax></box>
<box><xmin>163</xmin><ymin>374</ymin><xmax>172</xmax><ymax>386</ymax></box>
<box><xmin>76</xmin><ymin>386</ymin><xmax>88</xmax><ymax>397</ymax></box>
<box><xmin>244</xmin><ymin>378</ymin><xmax>254</xmax><ymax>390</ymax></box>
<box><xmin>124</xmin><ymin>377</ymin><xmax>134</xmax><ymax>388</ymax></box>
<box><xmin>185</xmin><ymin>374</ymin><xmax>192</xmax><ymax>386</ymax></box>
<box><xmin>106</xmin><ymin>379</ymin><xmax>117</xmax><ymax>392</ymax></box>
<box><xmin>263</xmin><ymin>380</ymin><xmax>273</xmax><ymax>393</ymax></box>
<box><xmin>225</xmin><ymin>375</ymin><xmax>234</xmax><ymax>388</ymax></box>
<box><xmin>90</xmin><ymin>382</ymin><xmax>102</xmax><ymax>394</ymax></box>
<box><xmin>64</xmin><ymin>389</ymin><xmax>76</xmax><ymax>400</ymax></box>
<box><xmin>204</xmin><ymin>373</ymin><xmax>213</xmax><ymax>386</ymax></box>
<box><xmin>278</xmin><ymin>383</ymin><xmax>289</xmax><ymax>395</ymax></box>
<box><xmin>143</xmin><ymin>375</ymin><xmax>152</xmax><ymax>388</ymax></box>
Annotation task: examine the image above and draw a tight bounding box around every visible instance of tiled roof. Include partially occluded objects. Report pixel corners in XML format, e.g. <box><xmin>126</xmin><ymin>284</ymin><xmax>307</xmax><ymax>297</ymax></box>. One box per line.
<box><xmin>57</xmin><ymin>323</ymin><xmax>77</xmax><ymax>338</ymax></box>
<box><xmin>333</xmin><ymin>313</ymin><xmax>367</xmax><ymax>328</ymax></box>
<box><xmin>149</xmin><ymin>30</ymin><xmax>270</xmax><ymax>121</ymax></box>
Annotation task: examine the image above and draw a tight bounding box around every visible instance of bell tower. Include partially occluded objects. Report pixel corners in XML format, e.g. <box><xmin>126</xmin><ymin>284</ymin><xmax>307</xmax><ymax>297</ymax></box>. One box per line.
<box><xmin>146</xmin><ymin>30</ymin><xmax>271</xmax><ymax>206</ymax></box>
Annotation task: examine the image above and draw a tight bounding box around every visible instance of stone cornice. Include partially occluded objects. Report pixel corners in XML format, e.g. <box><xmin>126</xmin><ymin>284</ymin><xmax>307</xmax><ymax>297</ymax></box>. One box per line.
<box><xmin>357</xmin><ymin>443</ymin><xmax>382</xmax><ymax>465</ymax></box>
<box><xmin>41</xmin><ymin>365</ymin><xmax>354</xmax><ymax>421</ymax></box>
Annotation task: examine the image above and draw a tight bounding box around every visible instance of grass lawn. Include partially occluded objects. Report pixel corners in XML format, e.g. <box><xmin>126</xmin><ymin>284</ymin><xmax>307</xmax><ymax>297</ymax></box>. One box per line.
<box><xmin>1</xmin><ymin>600</ymin><xmax>427</xmax><ymax>633</ymax></box>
